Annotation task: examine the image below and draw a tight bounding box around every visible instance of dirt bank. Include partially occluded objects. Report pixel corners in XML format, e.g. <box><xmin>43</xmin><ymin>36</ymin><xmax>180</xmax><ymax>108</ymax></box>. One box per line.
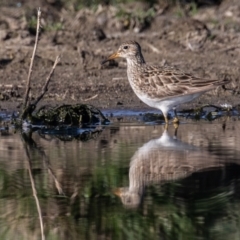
<box><xmin>0</xmin><ymin>0</ymin><xmax>240</xmax><ymax>113</ymax></box>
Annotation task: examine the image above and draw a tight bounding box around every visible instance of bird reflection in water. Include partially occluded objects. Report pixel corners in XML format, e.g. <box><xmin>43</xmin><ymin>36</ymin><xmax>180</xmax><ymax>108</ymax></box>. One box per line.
<box><xmin>115</xmin><ymin>128</ymin><xmax>223</xmax><ymax>208</ymax></box>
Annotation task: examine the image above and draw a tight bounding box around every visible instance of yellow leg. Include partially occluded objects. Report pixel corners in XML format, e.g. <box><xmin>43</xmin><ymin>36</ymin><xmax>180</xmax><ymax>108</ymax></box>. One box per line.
<box><xmin>164</xmin><ymin>114</ymin><xmax>169</xmax><ymax>130</ymax></box>
<box><xmin>172</xmin><ymin>109</ymin><xmax>179</xmax><ymax>124</ymax></box>
<box><xmin>164</xmin><ymin>123</ymin><xmax>169</xmax><ymax>131</ymax></box>
<box><xmin>164</xmin><ymin>114</ymin><xmax>169</xmax><ymax>124</ymax></box>
<box><xmin>172</xmin><ymin>117</ymin><xmax>179</xmax><ymax>124</ymax></box>
<box><xmin>173</xmin><ymin>122</ymin><xmax>179</xmax><ymax>133</ymax></box>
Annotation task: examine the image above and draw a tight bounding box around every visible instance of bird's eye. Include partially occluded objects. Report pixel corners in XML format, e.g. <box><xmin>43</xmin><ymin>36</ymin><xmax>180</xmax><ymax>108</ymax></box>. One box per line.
<box><xmin>123</xmin><ymin>45</ymin><xmax>128</xmax><ymax>50</ymax></box>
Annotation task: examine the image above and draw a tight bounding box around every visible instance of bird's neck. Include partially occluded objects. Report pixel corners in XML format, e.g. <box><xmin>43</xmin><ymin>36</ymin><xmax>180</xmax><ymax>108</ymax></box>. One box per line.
<box><xmin>126</xmin><ymin>53</ymin><xmax>146</xmax><ymax>68</ymax></box>
<box><xmin>126</xmin><ymin>54</ymin><xmax>146</xmax><ymax>84</ymax></box>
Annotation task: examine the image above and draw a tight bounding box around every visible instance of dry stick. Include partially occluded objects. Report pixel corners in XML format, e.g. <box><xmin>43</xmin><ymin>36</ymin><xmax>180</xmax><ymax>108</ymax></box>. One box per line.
<box><xmin>145</xmin><ymin>42</ymin><xmax>160</xmax><ymax>54</ymax></box>
<box><xmin>32</xmin><ymin>55</ymin><xmax>60</xmax><ymax>106</ymax></box>
<box><xmin>40</xmin><ymin>148</ymin><xmax>65</xmax><ymax>195</ymax></box>
<box><xmin>83</xmin><ymin>94</ymin><xmax>98</xmax><ymax>102</ymax></box>
<box><xmin>23</xmin><ymin>8</ymin><xmax>41</xmax><ymax>109</ymax></box>
<box><xmin>0</xmin><ymin>84</ymin><xmax>23</xmax><ymax>88</ymax></box>
<box><xmin>216</xmin><ymin>44</ymin><xmax>240</xmax><ymax>52</ymax></box>
<box><xmin>37</xmin><ymin>134</ymin><xmax>65</xmax><ymax>194</ymax></box>
<box><xmin>24</xmin><ymin>144</ymin><xmax>45</xmax><ymax>240</ymax></box>
<box><xmin>23</xmin><ymin>132</ymin><xmax>65</xmax><ymax>195</ymax></box>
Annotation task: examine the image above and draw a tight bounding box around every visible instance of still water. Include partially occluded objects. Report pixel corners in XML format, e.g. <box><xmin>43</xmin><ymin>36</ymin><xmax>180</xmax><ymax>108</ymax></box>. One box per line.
<box><xmin>0</xmin><ymin>119</ymin><xmax>240</xmax><ymax>240</ymax></box>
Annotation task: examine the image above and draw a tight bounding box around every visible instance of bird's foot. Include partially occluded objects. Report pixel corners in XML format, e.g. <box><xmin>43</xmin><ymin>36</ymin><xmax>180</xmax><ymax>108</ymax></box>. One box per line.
<box><xmin>172</xmin><ymin>117</ymin><xmax>180</xmax><ymax>124</ymax></box>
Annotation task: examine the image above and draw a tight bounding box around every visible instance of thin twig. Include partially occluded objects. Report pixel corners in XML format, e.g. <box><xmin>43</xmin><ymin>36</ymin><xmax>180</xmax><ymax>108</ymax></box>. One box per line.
<box><xmin>23</xmin><ymin>8</ymin><xmax>41</xmax><ymax>109</ymax></box>
<box><xmin>0</xmin><ymin>84</ymin><xmax>23</xmax><ymax>88</ymax></box>
<box><xmin>217</xmin><ymin>44</ymin><xmax>240</xmax><ymax>52</ymax></box>
<box><xmin>145</xmin><ymin>42</ymin><xmax>160</xmax><ymax>54</ymax></box>
<box><xmin>24</xmin><ymin>142</ymin><xmax>45</xmax><ymax>240</ymax></box>
<box><xmin>22</xmin><ymin>131</ymin><xmax>65</xmax><ymax>195</ymax></box>
<box><xmin>83</xmin><ymin>94</ymin><xmax>98</xmax><ymax>101</ymax></box>
<box><xmin>32</xmin><ymin>55</ymin><xmax>60</xmax><ymax>106</ymax></box>
<box><xmin>43</xmin><ymin>153</ymin><xmax>65</xmax><ymax>195</ymax></box>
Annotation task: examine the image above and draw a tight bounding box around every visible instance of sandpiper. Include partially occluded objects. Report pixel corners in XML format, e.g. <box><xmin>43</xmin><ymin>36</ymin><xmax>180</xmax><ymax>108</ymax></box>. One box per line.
<box><xmin>102</xmin><ymin>41</ymin><xmax>229</xmax><ymax>124</ymax></box>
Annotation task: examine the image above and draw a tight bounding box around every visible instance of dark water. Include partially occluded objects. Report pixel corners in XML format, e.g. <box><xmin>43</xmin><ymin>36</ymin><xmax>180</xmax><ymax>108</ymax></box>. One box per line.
<box><xmin>0</xmin><ymin>119</ymin><xmax>240</xmax><ymax>240</ymax></box>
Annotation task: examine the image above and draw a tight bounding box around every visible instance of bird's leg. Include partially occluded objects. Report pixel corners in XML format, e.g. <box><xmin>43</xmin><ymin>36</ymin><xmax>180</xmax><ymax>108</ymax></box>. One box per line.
<box><xmin>163</xmin><ymin>114</ymin><xmax>169</xmax><ymax>131</ymax></box>
<box><xmin>172</xmin><ymin>109</ymin><xmax>180</xmax><ymax>124</ymax></box>
<box><xmin>164</xmin><ymin>123</ymin><xmax>169</xmax><ymax>131</ymax></box>
<box><xmin>173</xmin><ymin>122</ymin><xmax>179</xmax><ymax>134</ymax></box>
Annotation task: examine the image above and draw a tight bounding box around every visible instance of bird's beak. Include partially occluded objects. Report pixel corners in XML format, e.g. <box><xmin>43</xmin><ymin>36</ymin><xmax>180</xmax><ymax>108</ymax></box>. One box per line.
<box><xmin>101</xmin><ymin>51</ymin><xmax>120</xmax><ymax>65</ymax></box>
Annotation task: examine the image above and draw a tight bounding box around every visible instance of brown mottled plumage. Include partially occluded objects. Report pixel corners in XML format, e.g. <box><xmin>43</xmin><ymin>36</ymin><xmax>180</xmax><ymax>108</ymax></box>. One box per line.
<box><xmin>102</xmin><ymin>41</ymin><xmax>230</xmax><ymax>124</ymax></box>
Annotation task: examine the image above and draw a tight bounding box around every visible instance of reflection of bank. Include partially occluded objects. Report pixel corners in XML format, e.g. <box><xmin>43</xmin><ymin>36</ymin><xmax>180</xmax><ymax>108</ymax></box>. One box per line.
<box><xmin>115</xmin><ymin>129</ymin><xmax>234</xmax><ymax>208</ymax></box>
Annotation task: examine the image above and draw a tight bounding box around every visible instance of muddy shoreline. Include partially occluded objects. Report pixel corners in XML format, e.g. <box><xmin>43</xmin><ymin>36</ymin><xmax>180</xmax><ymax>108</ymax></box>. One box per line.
<box><xmin>0</xmin><ymin>1</ymin><xmax>240</xmax><ymax>113</ymax></box>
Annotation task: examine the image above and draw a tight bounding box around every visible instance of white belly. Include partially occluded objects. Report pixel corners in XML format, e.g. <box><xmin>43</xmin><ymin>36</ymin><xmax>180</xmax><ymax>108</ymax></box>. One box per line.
<box><xmin>137</xmin><ymin>92</ymin><xmax>203</xmax><ymax>115</ymax></box>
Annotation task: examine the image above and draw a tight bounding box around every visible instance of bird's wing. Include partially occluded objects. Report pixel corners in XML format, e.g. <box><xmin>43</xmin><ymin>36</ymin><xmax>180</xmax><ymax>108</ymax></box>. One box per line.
<box><xmin>138</xmin><ymin>65</ymin><xmax>230</xmax><ymax>100</ymax></box>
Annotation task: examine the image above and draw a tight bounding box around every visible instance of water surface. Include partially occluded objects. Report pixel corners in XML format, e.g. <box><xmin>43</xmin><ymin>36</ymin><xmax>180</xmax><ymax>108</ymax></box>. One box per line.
<box><xmin>0</xmin><ymin>120</ymin><xmax>240</xmax><ymax>239</ymax></box>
